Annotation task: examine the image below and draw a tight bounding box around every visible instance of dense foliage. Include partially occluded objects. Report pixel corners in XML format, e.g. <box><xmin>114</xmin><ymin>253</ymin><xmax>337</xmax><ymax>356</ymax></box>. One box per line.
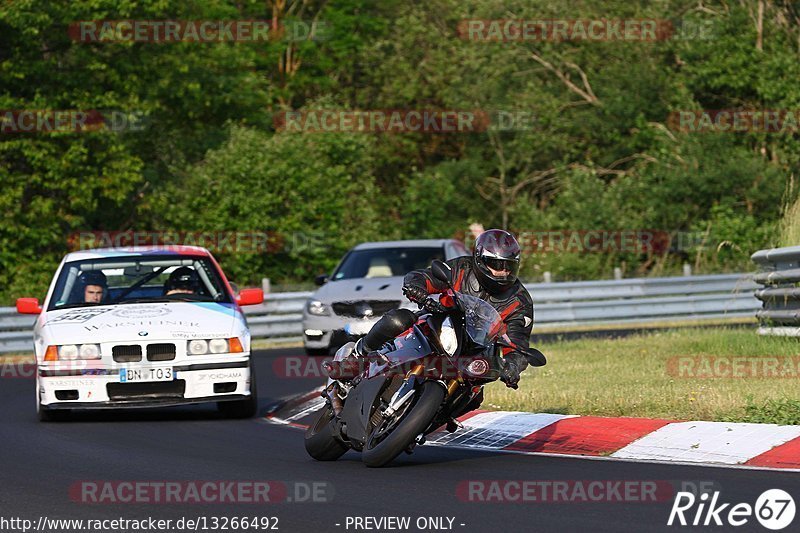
<box><xmin>2</xmin><ymin>0</ymin><xmax>798</xmax><ymax>301</ymax></box>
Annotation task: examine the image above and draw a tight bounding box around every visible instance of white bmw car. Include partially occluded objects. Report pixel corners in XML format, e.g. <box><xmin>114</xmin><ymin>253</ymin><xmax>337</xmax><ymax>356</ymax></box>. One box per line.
<box><xmin>16</xmin><ymin>246</ymin><xmax>264</xmax><ymax>421</ymax></box>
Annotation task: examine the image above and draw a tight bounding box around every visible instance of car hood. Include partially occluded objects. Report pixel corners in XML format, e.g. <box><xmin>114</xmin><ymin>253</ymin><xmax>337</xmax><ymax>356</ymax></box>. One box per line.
<box><xmin>313</xmin><ymin>276</ymin><xmax>411</xmax><ymax>304</ymax></box>
<box><xmin>41</xmin><ymin>302</ymin><xmax>241</xmax><ymax>344</ymax></box>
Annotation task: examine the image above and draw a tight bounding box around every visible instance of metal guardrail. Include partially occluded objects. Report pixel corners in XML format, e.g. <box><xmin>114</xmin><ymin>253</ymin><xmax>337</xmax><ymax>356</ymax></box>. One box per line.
<box><xmin>0</xmin><ymin>274</ymin><xmax>760</xmax><ymax>354</ymax></box>
<box><xmin>752</xmin><ymin>245</ymin><xmax>800</xmax><ymax>336</ymax></box>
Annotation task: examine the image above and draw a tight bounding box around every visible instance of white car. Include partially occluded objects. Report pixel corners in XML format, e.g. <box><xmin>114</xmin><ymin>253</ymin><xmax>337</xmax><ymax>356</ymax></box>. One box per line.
<box><xmin>302</xmin><ymin>239</ymin><xmax>469</xmax><ymax>355</ymax></box>
<box><xmin>16</xmin><ymin>246</ymin><xmax>264</xmax><ymax>421</ymax></box>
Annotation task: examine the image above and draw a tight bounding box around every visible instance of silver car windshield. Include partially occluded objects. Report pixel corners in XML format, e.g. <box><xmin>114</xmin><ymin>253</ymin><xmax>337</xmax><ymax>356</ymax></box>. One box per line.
<box><xmin>331</xmin><ymin>247</ymin><xmax>444</xmax><ymax>280</ymax></box>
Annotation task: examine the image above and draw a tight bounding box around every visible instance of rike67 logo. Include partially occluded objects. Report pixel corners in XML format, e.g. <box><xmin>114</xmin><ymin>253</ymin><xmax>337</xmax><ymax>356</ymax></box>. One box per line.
<box><xmin>668</xmin><ymin>489</ymin><xmax>795</xmax><ymax>530</ymax></box>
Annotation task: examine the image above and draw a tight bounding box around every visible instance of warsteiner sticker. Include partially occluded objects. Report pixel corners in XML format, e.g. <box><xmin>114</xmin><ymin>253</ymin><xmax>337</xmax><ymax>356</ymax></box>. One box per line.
<box><xmin>84</xmin><ymin>320</ymin><xmax>200</xmax><ymax>331</ymax></box>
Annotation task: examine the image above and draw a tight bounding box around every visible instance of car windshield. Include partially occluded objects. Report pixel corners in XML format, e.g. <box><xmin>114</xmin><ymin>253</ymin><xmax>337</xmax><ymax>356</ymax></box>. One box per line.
<box><xmin>47</xmin><ymin>255</ymin><xmax>231</xmax><ymax>310</ymax></box>
<box><xmin>331</xmin><ymin>247</ymin><xmax>445</xmax><ymax>280</ymax></box>
<box><xmin>458</xmin><ymin>293</ymin><xmax>505</xmax><ymax>346</ymax></box>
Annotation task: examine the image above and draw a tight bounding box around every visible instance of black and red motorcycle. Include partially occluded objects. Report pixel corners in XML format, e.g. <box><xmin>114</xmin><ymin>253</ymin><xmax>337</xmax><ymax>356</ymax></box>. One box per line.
<box><xmin>304</xmin><ymin>260</ymin><xmax>546</xmax><ymax>467</ymax></box>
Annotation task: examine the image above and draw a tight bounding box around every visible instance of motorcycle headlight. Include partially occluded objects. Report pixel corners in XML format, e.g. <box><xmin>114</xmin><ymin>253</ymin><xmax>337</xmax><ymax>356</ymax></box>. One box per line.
<box><xmin>306</xmin><ymin>299</ymin><xmax>330</xmax><ymax>316</ymax></box>
<box><xmin>78</xmin><ymin>343</ymin><xmax>101</xmax><ymax>360</ymax></box>
<box><xmin>439</xmin><ymin>317</ymin><xmax>458</xmax><ymax>356</ymax></box>
<box><xmin>187</xmin><ymin>339</ymin><xmax>209</xmax><ymax>355</ymax></box>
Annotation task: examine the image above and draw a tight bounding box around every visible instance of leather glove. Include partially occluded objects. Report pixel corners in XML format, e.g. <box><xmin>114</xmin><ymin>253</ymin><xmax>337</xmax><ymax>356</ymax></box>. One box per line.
<box><xmin>500</xmin><ymin>360</ymin><xmax>521</xmax><ymax>389</ymax></box>
<box><xmin>421</xmin><ymin>296</ymin><xmax>447</xmax><ymax>314</ymax></box>
<box><xmin>403</xmin><ymin>285</ymin><xmax>429</xmax><ymax>304</ymax></box>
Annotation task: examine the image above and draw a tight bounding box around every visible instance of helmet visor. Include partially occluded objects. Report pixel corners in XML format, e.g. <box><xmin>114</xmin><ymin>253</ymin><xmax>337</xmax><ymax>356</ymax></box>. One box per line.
<box><xmin>483</xmin><ymin>257</ymin><xmax>520</xmax><ymax>278</ymax></box>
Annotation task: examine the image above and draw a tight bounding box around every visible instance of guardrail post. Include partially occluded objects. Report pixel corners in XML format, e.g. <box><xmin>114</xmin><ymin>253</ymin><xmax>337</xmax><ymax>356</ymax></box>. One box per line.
<box><xmin>751</xmin><ymin>245</ymin><xmax>800</xmax><ymax>336</ymax></box>
<box><xmin>543</xmin><ymin>272</ymin><xmax>552</xmax><ymax>283</ymax></box>
<box><xmin>262</xmin><ymin>278</ymin><xmax>271</xmax><ymax>294</ymax></box>
<box><xmin>613</xmin><ymin>267</ymin><xmax>622</xmax><ymax>280</ymax></box>
<box><xmin>683</xmin><ymin>263</ymin><xmax>692</xmax><ymax>276</ymax></box>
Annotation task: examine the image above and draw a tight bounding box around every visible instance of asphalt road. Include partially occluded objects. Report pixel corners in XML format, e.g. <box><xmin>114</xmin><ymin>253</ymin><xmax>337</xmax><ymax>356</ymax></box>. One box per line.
<box><xmin>1</xmin><ymin>348</ymin><xmax>798</xmax><ymax>533</ymax></box>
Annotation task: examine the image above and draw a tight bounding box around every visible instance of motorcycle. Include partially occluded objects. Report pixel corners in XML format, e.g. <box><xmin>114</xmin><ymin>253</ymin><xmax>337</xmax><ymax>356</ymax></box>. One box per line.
<box><xmin>304</xmin><ymin>260</ymin><xmax>547</xmax><ymax>467</ymax></box>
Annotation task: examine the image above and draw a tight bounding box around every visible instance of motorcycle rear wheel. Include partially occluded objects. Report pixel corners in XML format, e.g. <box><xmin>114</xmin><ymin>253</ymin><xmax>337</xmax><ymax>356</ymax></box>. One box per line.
<box><xmin>362</xmin><ymin>381</ymin><xmax>445</xmax><ymax>468</ymax></box>
<box><xmin>304</xmin><ymin>405</ymin><xmax>350</xmax><ymax>461</ymax></box>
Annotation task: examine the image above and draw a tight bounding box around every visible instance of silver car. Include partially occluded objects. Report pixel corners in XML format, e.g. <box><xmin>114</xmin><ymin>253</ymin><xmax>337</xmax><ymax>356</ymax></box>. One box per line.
<box><xmin>302</xmin><ymin>239</ymin><xmax>470</xmax><ymax>355</ymax></box>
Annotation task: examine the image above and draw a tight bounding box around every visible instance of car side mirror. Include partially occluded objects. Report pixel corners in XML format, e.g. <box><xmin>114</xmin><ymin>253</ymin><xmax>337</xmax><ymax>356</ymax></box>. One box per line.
<box><xmin>16</xmin><ymin>298</ymin><xmax>42</xmax><ymax>314</ymax></box>
<box><xmin>236</xmin><ymin>288</ymin><xmax>264</xmax><ymax>306</ymax></box>
<box><xmin>431</xmin><ymin>260</ymin><xmax>452</xmax><ymax>285</ymax></box>
<box><xmin>314</xmin><ymin>274</ymin><xmax>329</xmax><ymax>286</ymax></box>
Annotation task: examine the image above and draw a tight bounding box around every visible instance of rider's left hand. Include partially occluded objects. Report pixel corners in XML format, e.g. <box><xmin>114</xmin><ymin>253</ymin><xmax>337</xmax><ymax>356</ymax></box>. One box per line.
<box><xmin>500</xmin><ymin>360</ymin><xmax>520</xmax><ymax>389</ymax></box>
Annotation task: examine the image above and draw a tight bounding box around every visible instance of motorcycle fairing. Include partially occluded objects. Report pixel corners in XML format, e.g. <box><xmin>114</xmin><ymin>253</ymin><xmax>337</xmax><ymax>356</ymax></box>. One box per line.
<box><xmin>338</xmin><ymin>373</ymin><xmax>389</xmax><ymax>449</ymax></box>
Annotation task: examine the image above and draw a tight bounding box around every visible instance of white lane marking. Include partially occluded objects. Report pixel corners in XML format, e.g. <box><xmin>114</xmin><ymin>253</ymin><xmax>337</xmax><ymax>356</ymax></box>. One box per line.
<box><xmin>612</xmin><ymin>421</ymin><xmax>800</xmax><ymax>464</ymax></box>
<box><xmin>426</xmin><ymin>411</ymin><xmax>575</xmax><ymax>449</ymax></box>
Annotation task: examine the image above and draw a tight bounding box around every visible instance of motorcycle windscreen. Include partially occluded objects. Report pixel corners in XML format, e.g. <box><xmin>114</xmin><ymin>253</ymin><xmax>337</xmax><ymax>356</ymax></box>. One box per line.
<box><xmin>383</xmin><ymin>325</ymin><xmax>433</xmax><ymax>367</ymax></box>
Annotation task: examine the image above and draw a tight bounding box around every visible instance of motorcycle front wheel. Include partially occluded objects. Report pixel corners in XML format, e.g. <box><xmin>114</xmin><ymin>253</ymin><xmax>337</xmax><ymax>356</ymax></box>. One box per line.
<box><xmin>361</xmin><ymin>380</ymin><xmax>445</xmax><ymax>468</ymax></box>
<box><xmin>304</xmin><ymin>405</ymin><xmax>350</xmax><ymax>461</ymax></box>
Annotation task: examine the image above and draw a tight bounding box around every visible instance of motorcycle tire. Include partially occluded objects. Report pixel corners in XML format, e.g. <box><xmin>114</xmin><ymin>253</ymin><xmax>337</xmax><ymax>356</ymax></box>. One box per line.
<box><xmin>361</xmin><ymin>380</ymin><xmax>445</xmax><ymax>468</ymax></box>
<box><xmin>304</xmin><ymin>405</ymin><xmax>350</xmax><ymax>461</ymax></box>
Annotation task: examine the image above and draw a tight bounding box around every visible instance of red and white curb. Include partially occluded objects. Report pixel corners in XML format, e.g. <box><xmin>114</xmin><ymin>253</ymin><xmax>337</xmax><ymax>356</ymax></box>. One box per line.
<box><xmin>264</xmin><ymin>388</ymin><xmax>800</xmax><ymax>472</ymax></box>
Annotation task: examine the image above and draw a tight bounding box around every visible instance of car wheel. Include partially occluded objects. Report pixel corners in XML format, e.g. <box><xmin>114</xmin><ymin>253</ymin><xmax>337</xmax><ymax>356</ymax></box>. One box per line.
<box><xmin>217</xmin><ymin>359</ymin><xmax>258</xmax><ymax>419</ymax></box>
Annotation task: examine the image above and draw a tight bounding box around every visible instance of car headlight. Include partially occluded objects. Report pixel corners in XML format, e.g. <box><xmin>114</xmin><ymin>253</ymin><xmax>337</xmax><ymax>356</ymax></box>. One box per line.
<box><xmin>59</xmin><ymin>344</ymin><xmax>79</xmax><ymax>360</ymax></box>
<box><xmin>187</xmin><ymin>338</ymin><xmax>243</xmax><ymax>355</ymax></box>
<box><xmin>78</xmin><ymin>343</ymin><xmax>101</xmax><ymax>360</ymax></box>
<box><xmin>208</xmin><ymin>338</ymin><xmax>228</xmax><ymax>354</ymax></box>
<box><xmin>188</xmin><ymin>339</ymin><xmax>209</xmax><ymax>355</ymax></box>
<box><xmin>306</xmin><ymin>299</ymin><xmax>330</xmax><ymax>316</ymax></box>
<box><xmin>439</xmin><ymin>317</ymin><xmax>458</xmax><ymax>356</ymax></box>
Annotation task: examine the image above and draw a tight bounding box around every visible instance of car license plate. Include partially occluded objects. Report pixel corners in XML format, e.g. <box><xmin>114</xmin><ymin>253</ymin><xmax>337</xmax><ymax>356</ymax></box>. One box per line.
<box><xmin>120</xmin><ymin>367</ymin><xmax>173</xmax><ymax>383</ymax></box>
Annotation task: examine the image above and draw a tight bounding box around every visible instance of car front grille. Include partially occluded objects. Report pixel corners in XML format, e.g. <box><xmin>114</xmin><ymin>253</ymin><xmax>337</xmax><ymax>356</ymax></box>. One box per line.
<box><xmin>331</xmin><ymin>300</ymin><xmax>401</xmax><ymax>318</ymax></box>
<box><xmin>146</xmin><ymin>343</ymin><xmax>176</xmax><ymax>361</ymax></box>
<box><xmin>112</xmin><ymin>345</ymin><xmax>142</xmax><ymax>363</ymax></box>
<box><xmin>107</xmin><ymin>380</ymin><xmax>186</xmax><ymax>401</ymax></box>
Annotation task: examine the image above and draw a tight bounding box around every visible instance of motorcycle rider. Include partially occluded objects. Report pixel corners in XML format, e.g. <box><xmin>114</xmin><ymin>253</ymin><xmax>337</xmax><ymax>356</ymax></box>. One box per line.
<box><xmin>325</xmin><ymin>229</ymin><xmax>535</xmax><ymax>413</ymax></box>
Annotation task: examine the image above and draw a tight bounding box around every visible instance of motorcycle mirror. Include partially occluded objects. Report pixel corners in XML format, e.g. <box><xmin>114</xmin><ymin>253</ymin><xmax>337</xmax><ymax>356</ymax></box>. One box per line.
<box><xmin>523</xmin><ymin>347</ymin><xmax>547</xmax><ymax>367</ymax></box>
<box><xmin>431</xmin><ymin>260</ymin><xmax>452</xmax><ymax>285</ymax></box>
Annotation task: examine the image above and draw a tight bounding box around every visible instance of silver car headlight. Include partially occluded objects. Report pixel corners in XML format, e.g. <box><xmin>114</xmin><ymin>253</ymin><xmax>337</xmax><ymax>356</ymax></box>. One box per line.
<box><xmin>306</xmin><ymin>299</ymin><xmax>330</xmax><ymax>316</ymax></box>
<box><xmin>439</xmin><ymin>317</ymin><xmax>458</xmax><ymax>356</ymax></box>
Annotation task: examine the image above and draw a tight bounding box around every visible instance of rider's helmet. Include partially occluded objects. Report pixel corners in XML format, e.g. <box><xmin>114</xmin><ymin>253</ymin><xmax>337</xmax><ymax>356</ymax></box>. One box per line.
<box><xmin>79</xmin><ymin>270</ymin><xmax>107</xmax><ymax>288</ymax></box>
<box><xmin>473</xmin><ymin>229</ymin><xmax>521</xmax><ymax>294</ymax></box>
<box><xmin>164</xmin><ymin>266</ymin><xmax>200</xmax><ymax>294</ymax></box>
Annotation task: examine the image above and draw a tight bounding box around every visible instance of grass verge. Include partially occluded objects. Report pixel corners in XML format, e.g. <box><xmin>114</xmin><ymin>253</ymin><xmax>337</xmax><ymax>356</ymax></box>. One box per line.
<box><xmin>484</xmin><ymin>327</ymin><xmax>800</xmax><ymax>424</ymax></box>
